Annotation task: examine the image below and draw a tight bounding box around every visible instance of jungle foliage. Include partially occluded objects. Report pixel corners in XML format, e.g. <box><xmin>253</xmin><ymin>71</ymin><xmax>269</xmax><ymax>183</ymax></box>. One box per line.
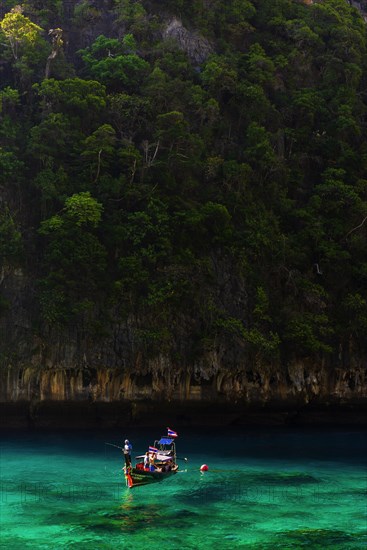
<box><xmin>1</xmin><ymin>0</ymin><xmax>366</xmax><ymax>367</ymax></box>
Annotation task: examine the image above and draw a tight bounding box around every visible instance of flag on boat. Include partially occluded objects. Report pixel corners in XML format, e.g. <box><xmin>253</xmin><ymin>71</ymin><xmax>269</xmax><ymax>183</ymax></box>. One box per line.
<box><xmin>149</xmin><ymin>446</ymin><xmax>158</xmax><ymax>453</ymax></box>
<box><xmin>167</xmin><ymin>428</ymin><xmax>178</xmax><ymax>438</ymax></box>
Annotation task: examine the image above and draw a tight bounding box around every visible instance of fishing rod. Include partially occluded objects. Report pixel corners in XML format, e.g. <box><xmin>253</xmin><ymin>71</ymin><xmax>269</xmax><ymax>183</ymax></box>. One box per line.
<box><xmin>105</xmin><ymin>442</ymin><xmax>124</xmax><ymax>451</ymax></box>
<box><xmin>105</xmin><ymin>443</ymin><xmax>148</xmax><ymax>457</ymax></box>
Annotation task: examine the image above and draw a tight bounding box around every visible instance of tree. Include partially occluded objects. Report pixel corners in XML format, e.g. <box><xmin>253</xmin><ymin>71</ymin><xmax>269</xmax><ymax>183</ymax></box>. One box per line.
<box><xmin>108</xmin><ymin>92</ymin><xmax>151</xmax><ymax>140</ymax></box>
<box><xmin>0</xmin><ymin>147</ymin><xmax>23</xmax><ymax>186</ymax></box>
<box><xmin>40</xmin><ymin>191</ymin><xmax>104</xmax><ymax>229</ymax></box>
<box><xmin>0</xmin><ymin>205</ymin><xmax>22</xmax><ymax>263</ymax></box>
<box><xmin>34</xmin><ymin>78</ymin><xmax>107</xmax><ymax>120</ymax></box>
<box><xmin>38</xmin><ymin>192</ymin><xmax>106</xmax><ymax>323</ymax></box>
<box><xmin>27</xmin><ymin>113</ymin><xmax>83</xmax><ymax>169</ymax></box>
<box><xmin>78</xmin><ymin>34</ymin><xmax>150</xmax><ymax>91</ymax></box>
<box><xmin>0</xmin><ymin>5</ymin><xmax>43</xmax><ymax>60</ymax></box>
<box><xmin>81</xmin><ymin>124</ymin><xmax>116</xmax><ymax>183</ymax></box>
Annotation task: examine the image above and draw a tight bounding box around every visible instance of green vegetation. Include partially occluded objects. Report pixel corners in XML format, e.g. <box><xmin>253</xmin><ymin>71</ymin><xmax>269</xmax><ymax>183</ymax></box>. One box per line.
<box><xmin>1</xmin><ymin>0</ymin><xmax>366</xmax><ymax>368</ymax></box>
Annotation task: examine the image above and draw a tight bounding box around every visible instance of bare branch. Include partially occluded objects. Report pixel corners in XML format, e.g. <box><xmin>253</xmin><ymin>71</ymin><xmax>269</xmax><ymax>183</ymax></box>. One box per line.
<box><xmin>345</xmin><ymin>216</ymin><xmax>367</xmax><ymax>239</ymax></box>
<box><xmin>129</xmin><ymin>158</ymin><xmax>137</xmax><ymax>185</ymax></box>
<box><xmin>45</xmin><ymin>28</ymin><xmax>63</xmax><ymax>79</ymax></box>
<box><xmin>94</xmin><ymin>149</ymin><xmax>103</xmax><ymax>183</ymax></box>
<box><xmin>142</xmin><ymin>140</ymin><xmax>160</xmax><ymax>167</ymax></box>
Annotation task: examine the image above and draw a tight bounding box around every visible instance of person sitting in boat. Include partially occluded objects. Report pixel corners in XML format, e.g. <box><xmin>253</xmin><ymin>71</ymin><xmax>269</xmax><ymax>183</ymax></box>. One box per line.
<box><xmin>149</xmin><ymin>452</ymin><xmax>156</xmax><ymax>471</ymax></box>
<box><xmin>144</xmin><ymin>452</ymin><xmax>149</xmax><ymax>471</ymax></box>
<box><xmin>123</xmin><ymin>439</ymin><xmax>132</xmax><ymax>466</ymax></box>
<box><xmin>161</xmin><ymin>459</ymin><xmax>172</xmax><ymax>472</ymax></box>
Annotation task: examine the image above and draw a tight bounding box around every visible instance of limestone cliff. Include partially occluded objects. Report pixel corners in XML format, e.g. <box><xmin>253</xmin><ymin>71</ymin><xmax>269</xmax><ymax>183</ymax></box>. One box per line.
<box><xmin>1</xmin><ymin>0</ymin><xmax>366</xmax><ymax>429</ymax></box>
<box><xmin>1</xmin><ymin>267</ymin><xmax>365</xmax><ymax>410</ymax></box>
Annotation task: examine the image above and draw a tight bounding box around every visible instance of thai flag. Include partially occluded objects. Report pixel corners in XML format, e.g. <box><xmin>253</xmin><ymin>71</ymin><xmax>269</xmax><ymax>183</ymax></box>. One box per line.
<box><xmin>149</xmin><ymin>446</ymin><xmax>158</xmax><ymax>453</ymax></box>
<box><xmin>167</xmin><ymin>428</ymin><xmax>178</xmax><ymax>438</ymax></box>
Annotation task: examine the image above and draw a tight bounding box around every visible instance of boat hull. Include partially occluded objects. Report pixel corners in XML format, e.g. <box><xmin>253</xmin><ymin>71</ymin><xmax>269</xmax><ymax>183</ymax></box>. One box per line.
<box><xmin>126</xmin><ymin>467</ymin><xmax>178</xmax><ymax>488</ymax></box>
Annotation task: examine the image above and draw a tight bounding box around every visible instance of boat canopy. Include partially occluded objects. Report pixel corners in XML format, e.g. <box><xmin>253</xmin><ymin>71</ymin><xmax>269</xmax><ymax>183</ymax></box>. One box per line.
<box><xmin>156</xmin><ymin>454</ymin><xmax>172</xmax><ymax>462</ymax></box>
<box><xmin>158</xmin><ymin>438</ymin><xmax>174</xmax><ymax>445</ymax></box>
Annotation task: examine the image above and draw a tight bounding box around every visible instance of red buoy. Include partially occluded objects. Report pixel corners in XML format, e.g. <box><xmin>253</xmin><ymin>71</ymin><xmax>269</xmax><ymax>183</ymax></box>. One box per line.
<box><xmin>200</xmin><ymin>464</ymin><xmax>209</xmax><ymax>471</ymax></box>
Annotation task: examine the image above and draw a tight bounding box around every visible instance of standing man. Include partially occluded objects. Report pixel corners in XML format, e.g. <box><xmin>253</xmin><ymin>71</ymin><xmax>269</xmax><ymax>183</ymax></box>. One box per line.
<box><xmin>144</xmin><ymin>451</ymin><xmax>149</xmax><ymax>470</ymax></box>
<box><xmin>123</xmin><ymin>439</ymin><xmax>132</xmax><ymax>466</ymax></box>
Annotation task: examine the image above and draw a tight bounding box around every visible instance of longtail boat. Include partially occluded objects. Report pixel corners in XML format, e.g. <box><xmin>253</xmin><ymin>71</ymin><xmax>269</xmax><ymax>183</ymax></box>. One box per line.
<box><xmin>124</xmin><ymin>434</ymin><xmax>179</xmax><ymax>488</ymax></box>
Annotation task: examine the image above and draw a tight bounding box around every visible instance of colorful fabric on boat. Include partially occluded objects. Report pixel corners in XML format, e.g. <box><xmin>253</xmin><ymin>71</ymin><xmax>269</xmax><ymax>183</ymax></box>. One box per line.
<box><xmin>167</xmin><ymin>428</ymin><xmax>178</xmax><ymax>438</ymax></box>
<box><xmin>149</xmin><ymin>446</ymin><xmax>158</xmax><ymax>453</ymax></box>
<box><xmin>124</xmin><ymin>465</ymin><xmax>133</xmax><ymax>488</ymax></box>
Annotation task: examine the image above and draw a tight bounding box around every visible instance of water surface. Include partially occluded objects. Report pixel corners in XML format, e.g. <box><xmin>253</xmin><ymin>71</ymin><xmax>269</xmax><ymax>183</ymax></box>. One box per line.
<box><xmin>1</xmin><ymin>428</ymin><xmax>366</xmax><ymax>549</ymax></box>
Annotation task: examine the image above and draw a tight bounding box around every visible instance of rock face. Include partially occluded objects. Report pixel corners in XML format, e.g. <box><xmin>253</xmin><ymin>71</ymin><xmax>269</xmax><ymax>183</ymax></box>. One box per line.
<box><xmin>1</xmin><ymin>356</ymin><xmax>366</xmax><ymax>404</ymax></box>
<box><xmin>163</xmin><ymin>18</ymin><xmax>212</xmax><ymax>63</ymax></box>
<box><xmin>1</xmin><ymin>267</ymin><xmax>366</xmax><ymax>417</ymax></box>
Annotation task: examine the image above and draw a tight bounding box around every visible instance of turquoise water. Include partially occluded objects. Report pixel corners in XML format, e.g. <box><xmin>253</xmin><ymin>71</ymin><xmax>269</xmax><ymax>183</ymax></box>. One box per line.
<box><xmin>0</xmin><ymin>428</ymin><xmax>366</xmax><ymax>549</ymax></box>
